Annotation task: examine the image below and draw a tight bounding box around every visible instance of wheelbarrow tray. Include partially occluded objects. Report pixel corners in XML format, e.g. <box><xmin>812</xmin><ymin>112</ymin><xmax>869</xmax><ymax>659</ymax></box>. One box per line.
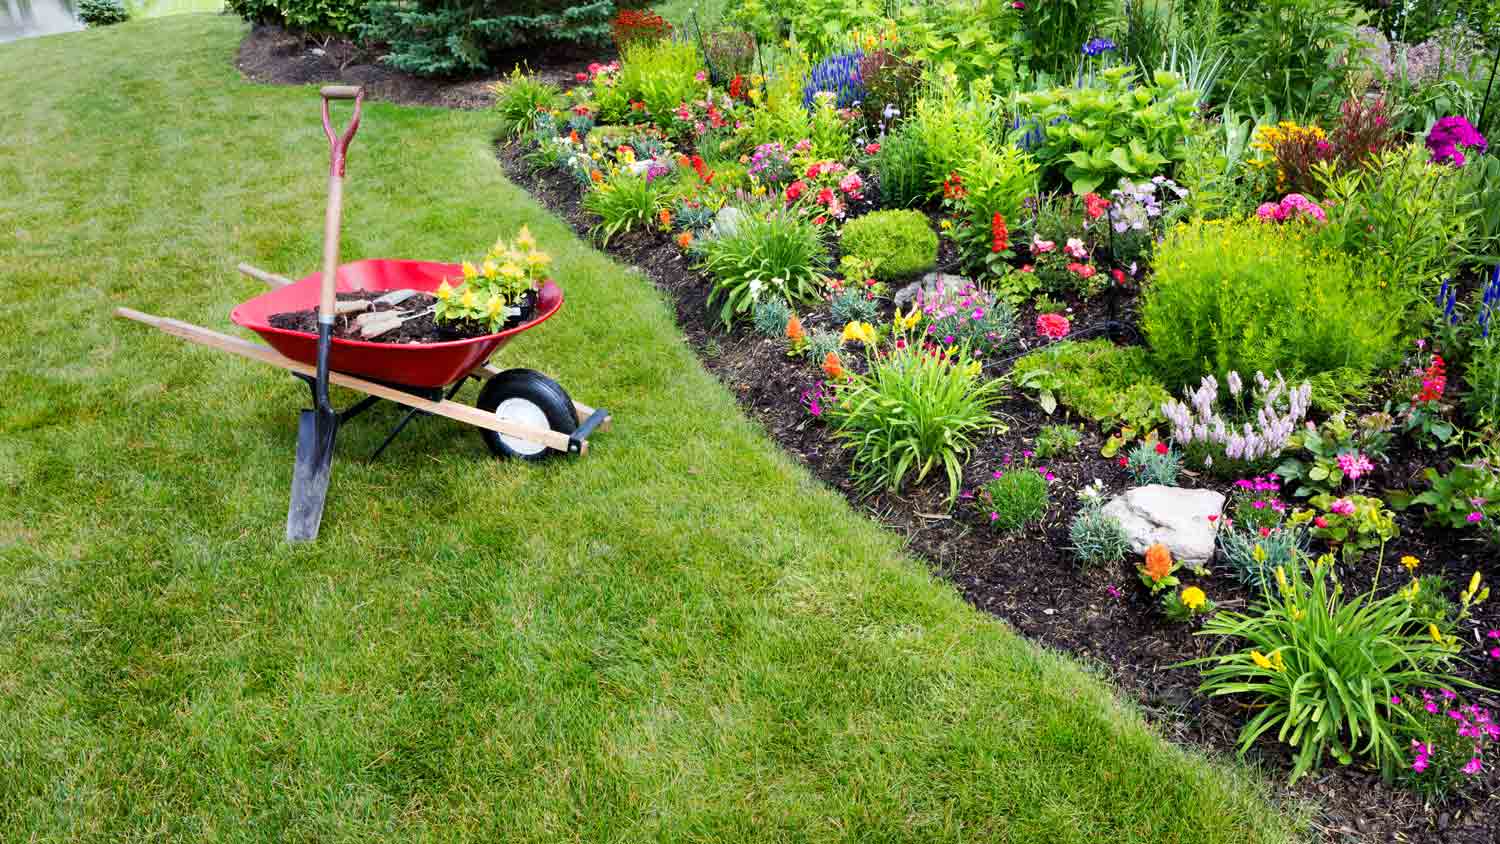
<box><xmin>230</xmin><ymin>258</ymin><xmax>564</xmax><ymax>389</ymax></box>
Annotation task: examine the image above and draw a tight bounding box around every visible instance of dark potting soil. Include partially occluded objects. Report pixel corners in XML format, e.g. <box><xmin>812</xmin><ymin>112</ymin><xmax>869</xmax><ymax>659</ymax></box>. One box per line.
<box><xmin>496</xmin><ymin>141</ymin><xmax>1500</xmax><ymax>844</ymax></box>
<box><xmin>267</xmin><ymin>292</ymin><xmax>507</xmax><ymax>343</ymax></box>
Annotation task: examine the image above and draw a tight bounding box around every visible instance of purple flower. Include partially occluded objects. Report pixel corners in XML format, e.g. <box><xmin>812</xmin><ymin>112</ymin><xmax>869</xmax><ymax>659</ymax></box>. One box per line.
<box><xmin>1468</xmin><ymin>511</ymin><xmax>1485</xmax><ymax>523</ymax></box>
<box><xmin>1462</xmin><ymin>757</ymin><xmax>1483</xmax><ymax>776</ymax></box>
<box><xmin>1427</xmin><ymin>116</ymin><xmax>1488</xmax><ymax>167</ymax></box>
<box><xmin>1106</xmin><ymin>584</ymin><xmax>1123</xmax><ymax>599</ymax></box>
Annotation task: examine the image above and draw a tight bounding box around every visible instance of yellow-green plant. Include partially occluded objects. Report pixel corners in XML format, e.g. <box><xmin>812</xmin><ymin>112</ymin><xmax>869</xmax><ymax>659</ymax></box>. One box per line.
<box><xmin>434</xmin><ymin>227</ymin><xmax>551</xmax><ymax>332</ymax></box>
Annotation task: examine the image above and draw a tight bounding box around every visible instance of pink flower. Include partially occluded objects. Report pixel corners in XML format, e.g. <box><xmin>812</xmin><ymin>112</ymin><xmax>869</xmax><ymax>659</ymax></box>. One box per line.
<box><xmin>1468</xmin><ymin>511</ymin><xmax>1485</xmax><ymax>523</ymax></box>
<box><xmin>1462</xmin><ymin>757</ymin><xmax>1483</xmax><ymax>776</ymax></box>
<box><xmin>1329</xmin><ymin>498</ymin><xmax>1356</xmax><ymax>516</ymax></box>
<box><xmin>1106</xmin><ymin>584</ymin><xmax>1122</xmax><ymax>599</ymax></box>
<box><xmin>1035</xmin><ymin>313</ymin><xmax>1070</xmax><ymax>340</ymax></box>
<box><xmin>1337</xmin><ymin>452</ymin><xmax>1374</xmax><ymax>481</ymax></box>
<box><xmin>1064</xmin><ymin>237</ymin><xmax>1087</xmax><ymax>259</ymax></box>
<box><xmin>575</xmin><ymin>72</ymin><xmax>588</xmax><ymax>82</ymax></box>
<box><xmin>1031</xmin><ymin>236</ymin><xmax>1055</xmax><ymax>254</ymax></box>
<box><xmin>1314</xmin><ymin>516</ymin><xmax>1329</xmax><ymax>529</ymax></box>
<box><xmin>695</xmin><ymin>70</ymin><xmax>707</xmax><ymax>82</ymax></box>
<box><xmin>1011</xmin><ymin>0</ymin><xmax>1024</xmax><ymax>7</ymax></box>
<box><xmin>864</xmin><ymin>142</ymin><xmax>880</xmax><ymax>155</ymax></box>
<box><xmin>839</xmin><ymin>173</ymin><xmax>863</xmax><ymax>194</ymax></box>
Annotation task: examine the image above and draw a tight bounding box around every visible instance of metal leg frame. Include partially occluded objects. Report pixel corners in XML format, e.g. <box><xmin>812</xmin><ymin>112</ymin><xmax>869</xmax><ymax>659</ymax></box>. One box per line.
<box><xmin>294</xmin><ymin>373</ymin><xmax>472</xmax><ymax>461</ymax></box>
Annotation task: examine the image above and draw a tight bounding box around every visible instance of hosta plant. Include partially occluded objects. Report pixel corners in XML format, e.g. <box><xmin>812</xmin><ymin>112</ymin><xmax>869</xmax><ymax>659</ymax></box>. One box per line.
<box><xmin>1014</xmin><ymin>66</ymin><xmax>1199</xmax><ymax>194</ymax></box>
<box><xmin>1190</xmin><ymin>554</ymin><xmax>1474</xmax><ymax>784</ymax></box>
<box><xmin>825</xmin><ymin>343</ymin><xmax>1004</xmax><ymax>500</ymax></box>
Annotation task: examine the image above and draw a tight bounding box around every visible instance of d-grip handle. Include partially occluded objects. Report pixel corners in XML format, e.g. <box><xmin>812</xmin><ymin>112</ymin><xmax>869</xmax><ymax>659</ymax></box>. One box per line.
<box><xmin>320</xmin><ymin>85</ymin><xmax>362</xmax><ymax>99</ymax></box>
<box><xmin>320</xmin><ymin>86</ymin><xmax>364</xmax><ymax>178</ymax></box>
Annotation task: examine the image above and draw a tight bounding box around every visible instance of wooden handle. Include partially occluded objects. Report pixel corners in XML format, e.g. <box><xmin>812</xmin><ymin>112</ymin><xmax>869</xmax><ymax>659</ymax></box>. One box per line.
<box><xmin>320</xmin><ymin>85</ymin><xmax>362</xmax><ymax>100</ymax></box>
<box><xmin>237</xmin><ymin>262</ymin><xmax>294</xmax><ymax>288</ymax></box>
<box><xmin>320</xmin><ymin>174</ymin><xmax>343</xmax><ymax>320</ymax></box>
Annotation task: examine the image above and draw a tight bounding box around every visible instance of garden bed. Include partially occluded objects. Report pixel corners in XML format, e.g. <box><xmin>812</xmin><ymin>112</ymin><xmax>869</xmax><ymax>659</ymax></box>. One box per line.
<box><xmin>497</xmin><ymin>141</ymin><xmax>1500</xmax><ymax>844</ymax></box>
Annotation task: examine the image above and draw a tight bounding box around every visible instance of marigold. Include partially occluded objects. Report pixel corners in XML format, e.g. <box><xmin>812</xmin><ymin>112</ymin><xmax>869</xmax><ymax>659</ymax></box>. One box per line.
<box><xmin>675</xmin><ymin>231</ymin><xmax>693</xmax><ymax>249</ymax></box>
<box><xmin>822</xmin><ymin>351</ymin><xmax>847</xmax><ymax>380</ymax></box>
<box><xmin>658</xmin><ymin>208</ymin><xmax>672</xmax><ymax>228</ymax></box>
<box><xmin>785</xmin><ymin>313</ymin><xmax>805</xmax><ymax>343</ymax></box>
<box><xmin>1143</xmin><ymin>543</ymin><xmax>1173</xmax><ymax>582</ymax></box>
<box><xmin>1181</xmin><ymin>586</ymin><xmax>1206</xmax><ymax>610</ymax></box>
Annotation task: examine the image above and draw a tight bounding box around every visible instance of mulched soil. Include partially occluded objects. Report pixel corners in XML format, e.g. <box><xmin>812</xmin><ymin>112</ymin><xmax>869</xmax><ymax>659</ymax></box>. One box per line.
<box><xmin>495</xmin><ymin>142</ymin><xmax>1500</xmax><ymax>844</ymax></box>
<box><xmin>235</xmin><ymin>24</ymin><xmax>606</xmax><ymax>110</ymax></box>
<box><xmin>233</xmin><ymin>28</ymin><xmax>1500</xmax><ymax>841</ymax></box>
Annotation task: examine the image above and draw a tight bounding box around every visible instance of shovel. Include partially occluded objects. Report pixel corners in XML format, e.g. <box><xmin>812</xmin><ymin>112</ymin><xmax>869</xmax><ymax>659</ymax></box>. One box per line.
<box><xmin>287</xmin><ymin>85</ymin><xmax>364</xmax><ymax>543</ymax></box>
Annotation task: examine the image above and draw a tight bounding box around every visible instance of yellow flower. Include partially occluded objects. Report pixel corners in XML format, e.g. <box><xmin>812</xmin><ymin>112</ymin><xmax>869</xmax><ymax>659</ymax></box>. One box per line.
<box><xmin>1464</xmin><ymin>571</ymin><xmax>1482</xmax><ymax>601</ymax></box>
<box><xmin>461</xmin><ymin>261</ymin><xmax>478</xmax><ymax>282</ymax></box>
<box><xmin>486</xmin><ymin>294</ymin><xmax>504</xmax><ymax>319</ymax></box>
<box><xmin>1274</xmin><ymin>565</ymin><xmax>1288</xmax><ymax>593</ymax></box>
<box><xmin>460</xmin><ymin>288</ymin><xmax>476</xmax><ymax>310</ymax></box>
<box><xmin>1181</xmin><ymin>586</ymin><xmax>1206</xmax><ymax>611</ymax></box>
<box><xmin>526</xmin><ymin>251</ymin><xmax>551</xmax><ymax>270</ymax></box>
<box><xmin>1404</xmin><ymin>578</ymin><xmax>1421</xmax><ymax>601</ymax></box>
<box><xmin>895</xmin><ymin>306</ymin><xmax>921</xmax><ymax>332</ymax></box>
<box><xmin>1430</xmin><ymin>623</ymin><xmax>1444</xmax><ymax>643</ymax></box>
<box><xmin>515</xmin><ymin>225</ymin><xmax>537</xmax><ymax>252</ymax></box>
<box><xmin>1251</xmin><ymin>650</ymin><xmax>1273</xmax><ymax>670</ymax></box>
<box><xmin>482</xmin><ymin>259</ymin><xmax>498</xmax><ymax>279</ymax></box>
<box><xmin>436</xmin><ymin>280</ymin><xmax>453</xmax><ymax>301</ymax></box>
<box><xmin>1252</xmin><ymin>543</ymin><xmax>1267</xmax><ymax>564</ymax></box>
<box><xmin>1401</xmin><ymin>555</ymin><xmax>1420</xmax><ymax>572</ymax></box>
<box><xmin>1271</xmin><ymin>651</ymin><xmax>1286</xmax><ymax>672</ymax></box>
<box><xmin>499</xmin><ymin>262</ymin><xmax>524</xmax><ymax>280</ymax></box>
<box><xmin>841</xmin><ymin>321</ymin><xmax>877</xmax><ymax>345</ymax></box>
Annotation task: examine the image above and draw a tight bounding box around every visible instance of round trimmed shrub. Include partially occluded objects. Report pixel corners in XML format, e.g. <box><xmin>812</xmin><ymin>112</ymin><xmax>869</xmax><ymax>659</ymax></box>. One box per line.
<box><xmin>840</xmin><ymin>210</ymin><xmax>937</xmax><ymax>281</ymax></box>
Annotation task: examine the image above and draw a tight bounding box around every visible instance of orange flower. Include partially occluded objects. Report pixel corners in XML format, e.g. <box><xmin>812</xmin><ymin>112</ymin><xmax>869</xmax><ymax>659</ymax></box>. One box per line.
<box><xmin>822</xmin><ymin>351</ymin><xmax>847</xmax><ymax>380</ymax></box>
<box><xmin>589</xmin><ymin>169</ymin><xmax>604</xmax><ymax>183</ymax></box>
<box><xmin>1143</xmin><ymin>543</ymin><xmax>1173</xmax><ymax>582</ymax></box>
<box><xmin>569</xmin><ymin>130</ymin><xmax>580</xmax><ymax>144</ymax></box>
<box><xmin>785</xmin><ymin>313</ymin><xmax>805</xmax><ymax>343</ymax></box>
<box><xmin>658</xmin><ymin>208</ymin><xmax>672</xmax><ymax>228</ymax></box>
<box><xmin>675</xmin><ymin>231</ymin><xmax>693</xmax><ymax>249</ymax></box>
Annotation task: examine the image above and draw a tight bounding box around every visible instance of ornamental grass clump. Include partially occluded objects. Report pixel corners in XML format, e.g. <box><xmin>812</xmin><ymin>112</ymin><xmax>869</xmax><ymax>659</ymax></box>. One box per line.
<box><xmin>1190</xmin><ymin>554</ymin><xmax>1477</xmax><ymax>784</ymax></box>
<box><xmin>968</xmin><ymin>456</ymin><xmax>1051</xmax><ymax>533</ymax></box>
<box><xmin>1069</xmin><ymin>481</ymin><xmax>1130</xmax><ymax>567</ymax></box>
<box><xmin>1162</xmin><ymin>370</ymin><xmax>1312</xmax><ymax>477</ymax></box>
<box><xmin>825</xmin><ymin>343</ymin><xmax>1003</xmax><ymax>500</ymax></box>
<box><xmin>699</xmin><ymin>209</ymin><xmax>829</xmax><ymax>326</ymax></box>
<box><xmin>1142</xmin><ymin>219</ymin><xmax>1399</xmax><ymax>391</ymax></box>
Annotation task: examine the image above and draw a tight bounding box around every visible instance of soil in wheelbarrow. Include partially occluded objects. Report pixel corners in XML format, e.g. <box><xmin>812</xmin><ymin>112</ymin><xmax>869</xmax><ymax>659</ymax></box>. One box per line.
<box><xmin>268</xmin><ymin>292</ymin><xmax>519</xmax><ymax>344</ymax></box>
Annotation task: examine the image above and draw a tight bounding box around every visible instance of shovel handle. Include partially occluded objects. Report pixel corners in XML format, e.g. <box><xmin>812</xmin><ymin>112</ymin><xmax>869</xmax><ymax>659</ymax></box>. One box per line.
<box><xmin>318</xmin><ymin>86</ymin><xmax>363</xmax><ymax>323</ymax></box>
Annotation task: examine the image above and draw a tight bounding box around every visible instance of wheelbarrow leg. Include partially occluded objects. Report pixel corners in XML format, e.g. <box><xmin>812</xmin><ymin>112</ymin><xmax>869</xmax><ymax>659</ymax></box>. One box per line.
<box><xmin>368</xmin><ymin>381</ymin><xmax>466</xmax><ymax>461</ymax></box>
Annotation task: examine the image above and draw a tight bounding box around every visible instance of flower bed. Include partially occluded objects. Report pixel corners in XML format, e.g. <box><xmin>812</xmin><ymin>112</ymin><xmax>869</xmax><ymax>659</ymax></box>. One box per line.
<box><xmin>489</xmin><ymin>6</ymin><xmax>1500</xmax><ymax>838</ymax></box>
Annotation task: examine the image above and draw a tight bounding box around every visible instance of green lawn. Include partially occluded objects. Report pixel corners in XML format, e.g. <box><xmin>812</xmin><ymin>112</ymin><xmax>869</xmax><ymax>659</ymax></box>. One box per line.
<box><xmin>0</xmin><ymin>16</ymin><xmax>1300</xmax><ymax>843</ymax></box>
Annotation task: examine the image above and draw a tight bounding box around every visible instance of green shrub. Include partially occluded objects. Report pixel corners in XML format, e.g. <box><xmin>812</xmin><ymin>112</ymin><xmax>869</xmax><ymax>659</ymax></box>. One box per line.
<box><xmin>582</xmin><ymin>170</ymin><xmax>670</xmax><ymax>246</ymax></box>
<box><xmin>699</xmin><ymin>209</ymin><xmax>829</xmax><ymax>325</ymax></box>
<box><xmin>873</xmin><ymin>125</ymin><xmax>928</xmax><ymax>209</ymax></box>
<box><xmin>1009</xmin><ymin>339</ymin><xmax>1172</xmax><ymax>432</ymax></box>
<box><xmin>77</xmin><ymin>0</ymin><xmax>129</xmax><ymax>26</ymax></box>
<box><xmin>907</xmin><ymin>87</ymin><xmax>1003</xmax><ymax>199</ymax></box>
<box><xmin>361</xmin><ymin>0</ymin><xmax>613</xmax><ymax>77</ymax></box>
<box><xmin>618</xmin><ymin>38</ymin><xmax>705</xmax><ymax>130</ymax></box>
<box><xmin>1218</xmin><ymin>524</ymin><xmax>1307</xmax><ymax>590</ymax></box>
<box><xmin>226</xmin><ymin>0</ymin><xmax>281</xmax><ymax>25</ymax></box>
<box><xmin>1315</xmin><ymin>144</ymin><xmax>1471</xmax><ymax>312</ymax></box>
<box><xmin>277</xmin><ymin>0</ymin><xmax>366</xmax><ymax>34</ymax></box>
<box><xmin>1014</xmin><ymin>66</ymin><xmax>1199</xmax><ymax>194</ymax></box>
<box><xmin>1191</xmin><ymin>553</ymin><xmax>1471</xmax><ymax>784</ymax></box>
<box><xmin>826</xmin><ymin>344</ymin><xmax>1003</xmax><ymax>500</ymax></box>
<box><xmin>493</xmin><ymin>69</ymin><xmax>559</xmax><ymax>139</ymax></box>
<box><xmin>1227</xmin><ymin>0</ymin><xmax>1366</xmax><ymax>118</ymax></box>
<box><xmin>1141</xmin><ymin>219</ymin><xmax>1400</xmax><ymax>393</ymax></box>
<box><xmin>839</xmin><ymin>210</ymin><xmax>937</xmax><ymax>281</ymax></box>
<box><xmin>972</xmin><ymin>460</ymin><xmax>1050</xmax><ymax>533</ymax></box>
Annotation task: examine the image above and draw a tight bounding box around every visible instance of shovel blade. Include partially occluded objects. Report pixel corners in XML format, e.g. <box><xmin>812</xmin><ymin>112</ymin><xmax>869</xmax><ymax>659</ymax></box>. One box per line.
<box><xmin>286</xmin><ymin>408</ymin><xmax>338</xmax><ymax>542</ymax></box>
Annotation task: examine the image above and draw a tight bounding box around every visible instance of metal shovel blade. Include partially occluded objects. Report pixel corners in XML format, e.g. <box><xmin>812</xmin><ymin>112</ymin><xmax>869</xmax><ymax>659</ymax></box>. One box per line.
<box><xmin>286</xmin><ymin>406</ymin><xmax>338</xmax><ymax>542</ymax></box>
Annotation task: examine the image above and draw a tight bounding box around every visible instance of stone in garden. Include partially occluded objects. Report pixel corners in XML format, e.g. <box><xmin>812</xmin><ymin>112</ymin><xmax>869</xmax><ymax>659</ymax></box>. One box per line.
<box><xmin>626</xmin><ymin>159</ymin><xmax>653</xmax><ymax>176</ymax></box>
<box><xmin>1100</xmin><ymin>485</ymin><xmax>1225</xmax><ymax>565</ymax></box>
<box><xmin>893</xmin><ymin>272</ymin><xmax>970</xmax><ymax>308</ymax></box>
<box><xmin>711</xmin><ymin>206</ymin><xmax>746</xmax><ymax>239</ymax></box>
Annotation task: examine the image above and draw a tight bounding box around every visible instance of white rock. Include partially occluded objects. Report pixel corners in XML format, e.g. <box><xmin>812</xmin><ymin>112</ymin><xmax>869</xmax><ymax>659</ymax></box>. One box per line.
<box><xmin>1100</xmin><ymin>485</ymin><xmax>1225</xmax><ymax>565</ymax></box>
<box><xmin>710</xmin><ymin>206</ymin><xmax>747</xmax><ymax>239</ymax></box>
<box><xmin>893</xmin><ymin>272</ymin><xmax>970</xmax><ymax>308</ymax></box>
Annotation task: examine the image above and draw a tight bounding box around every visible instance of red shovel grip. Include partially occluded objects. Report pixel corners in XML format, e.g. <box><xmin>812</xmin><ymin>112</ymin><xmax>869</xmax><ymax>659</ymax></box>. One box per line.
<box><xmin>321</xmin><ymin>86</ymin><xmax>364</xmax><ymax>178</ymax></box>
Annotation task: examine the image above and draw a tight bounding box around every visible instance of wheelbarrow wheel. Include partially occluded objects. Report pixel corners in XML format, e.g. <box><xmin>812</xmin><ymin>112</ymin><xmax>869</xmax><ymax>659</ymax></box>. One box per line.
<box><xmin>476</xmin><ymin>368</ymin><xmax>578</xmax><ymax>460</ymax></box>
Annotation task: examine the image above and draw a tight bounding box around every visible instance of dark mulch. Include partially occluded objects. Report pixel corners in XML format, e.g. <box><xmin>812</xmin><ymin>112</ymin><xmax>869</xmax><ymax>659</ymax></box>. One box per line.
<box><xmin>235</xmin><ymin>23</ymin><xmax>607</xmax><ymax>110</ymax></box>
<box><xmin>268</xmin><ymin>292</ymin><xmax>532</xmax><ymax>343</ymax></box>
<box><xmin>495</xmin><ymin>141</ymin><xmax>1500</xmax><ymax>844</ymax></box>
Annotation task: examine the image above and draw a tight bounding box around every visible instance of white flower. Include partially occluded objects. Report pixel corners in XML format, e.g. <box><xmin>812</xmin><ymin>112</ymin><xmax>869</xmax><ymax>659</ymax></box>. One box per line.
<box><xmin>748</xmin><ymin>278</ymin><xmax>765</xmax><ymax>301</ymax></box>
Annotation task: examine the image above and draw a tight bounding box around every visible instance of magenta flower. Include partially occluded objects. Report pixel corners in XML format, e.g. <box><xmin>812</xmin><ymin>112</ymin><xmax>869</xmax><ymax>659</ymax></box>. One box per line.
<box><xmin>1468</xmin><ymin>511</ymin><xmax>1485</xmax><ymax>523</ymax></box>
<box><xmin>1336</xmin><ymin>451</ymin><xmax>1374</xmax><ymax>481</ymax></box>
<box><xmin>1462</xmin><ymin>757</ymin><xmax>1483</xmax><ymax>776</ymax></box>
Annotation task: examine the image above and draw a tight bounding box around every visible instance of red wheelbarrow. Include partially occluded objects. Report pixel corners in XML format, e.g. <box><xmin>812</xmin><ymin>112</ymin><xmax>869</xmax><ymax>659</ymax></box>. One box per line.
<box><xmin>115</xmin><ymin>85</ymin><xmax>610</xmax><ymax>542</ymax></box>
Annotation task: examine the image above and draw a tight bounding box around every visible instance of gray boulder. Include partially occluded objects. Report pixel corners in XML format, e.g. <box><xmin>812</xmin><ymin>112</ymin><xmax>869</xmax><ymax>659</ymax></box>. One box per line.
<box><xmin>893</xmin><ymin>272</ymin><xmax>970</xmax><ymax>308</ymax></box>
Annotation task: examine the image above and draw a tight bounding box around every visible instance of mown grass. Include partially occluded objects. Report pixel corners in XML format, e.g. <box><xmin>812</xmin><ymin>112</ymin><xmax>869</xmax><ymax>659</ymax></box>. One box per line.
<box><xmin>0</xmin><ymin>15</ymin><xmax>1301</xmax><ymax>843</ymax></box>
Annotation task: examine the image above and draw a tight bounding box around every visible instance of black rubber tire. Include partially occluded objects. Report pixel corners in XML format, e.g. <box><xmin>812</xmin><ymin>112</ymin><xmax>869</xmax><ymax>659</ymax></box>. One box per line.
<box><xmin>475</xmin><ymin>368</ymin><xmax>578</xmax><ymax>461</ymax></box>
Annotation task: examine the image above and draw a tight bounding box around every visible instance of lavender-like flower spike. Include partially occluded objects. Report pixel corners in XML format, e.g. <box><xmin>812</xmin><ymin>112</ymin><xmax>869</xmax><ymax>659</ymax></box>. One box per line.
<box><xmin>1227</xmin><ymin>371</ymin><xmax>1242</xmax><ymax>397</ymax></box>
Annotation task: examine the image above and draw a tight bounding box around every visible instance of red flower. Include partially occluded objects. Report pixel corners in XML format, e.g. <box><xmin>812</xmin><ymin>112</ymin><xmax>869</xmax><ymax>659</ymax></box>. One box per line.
<box><xmin>941</xmin><ymin>171</ymin><xmax>966</xmax><ymax>200</ymax></box>
<box><xmin>1154</xmin><ymin>442</ymin><xmax>1168</xmax><ymax>455</ymax></box>
<box><xmin>1259</xmin><ymin>527</ymin><xmax>1271</xmax><ymax>538</ymax></box>
<box><xmin>1111</xmin><ymin>268</ymin><xmax>1127</xmax><ymax>285</ymax></box>
<box><xmin>1036</xmin><ymin>313</ymin><xmax>1070</xmax><ymax>340</ymax></box>
<box><xmin>1066</xmin><ymin>262</ymin><xmax>1096</xmax><ymax>279</ymax></box>
<box><xmin>864</xmin><ymin>142</ymin><xmax>880</xmax><ymax>155</ymax></box>
<box><xmin>1314</xmin><ymin>516</ymin><xmax>1329</xmax><ymax>528</ymax></box>
<box><xmin>785</xmin><ymin>180</ymin><xmax>806</xmax><ymax>201</ymax></box>
<box><xmin>729</xmin><ymin>74</ymin><xmax>744</xmax><ymax>100</ymax></box>
<box><xmin>816</xmin><ymin>187</ymin><xmax>834</xmax><ymax>205</ymax></box>
<box><xmin>1118</xmin><ymin>456</ymin><xmax>1128</xmax><ymax>467</ymax></box>
<box><xmin>991</xmin><ymin>213</ymin><xmax>1009</xmax><ymax>254</ymax></box>
<box><xmin>1082</xmin><ymin>192</ymin><xmax>1110</xmax><ymax>219</ymax></box>
<box><xmin>575</xmin><ymin>72</ymin><xmax>588</xmax><ymax>82</ymax></box>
